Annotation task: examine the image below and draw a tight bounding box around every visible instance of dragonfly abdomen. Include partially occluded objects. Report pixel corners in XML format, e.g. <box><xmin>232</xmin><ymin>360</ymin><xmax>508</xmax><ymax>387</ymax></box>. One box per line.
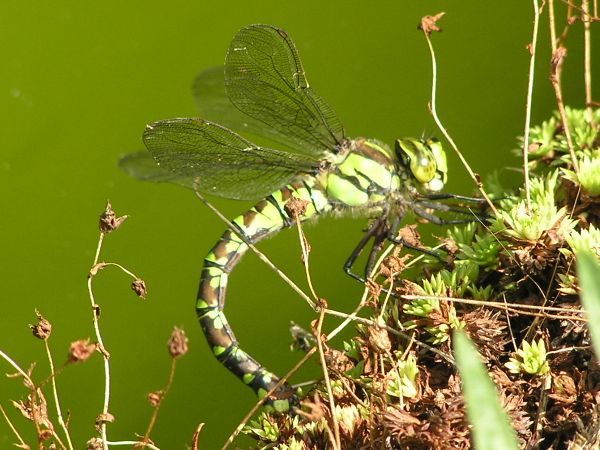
<box><xmin>196</xmin><ymin>181</ymin><xmax>330</xmax><ymax>411</ymax></box>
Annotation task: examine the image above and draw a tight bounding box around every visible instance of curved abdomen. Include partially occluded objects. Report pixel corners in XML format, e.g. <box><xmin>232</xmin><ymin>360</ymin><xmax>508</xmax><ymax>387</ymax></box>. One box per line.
<box><xmin>196</xmin><ymin>181</ymin><xmax>329</xmax><ymax>411</ymax></box>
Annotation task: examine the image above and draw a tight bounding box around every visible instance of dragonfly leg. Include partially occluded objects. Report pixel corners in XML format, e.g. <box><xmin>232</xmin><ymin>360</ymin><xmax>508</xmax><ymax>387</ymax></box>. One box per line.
<box><xmin>412</xmin><ymin>205</ymin><xmax>477</xmax><ymax>226</ymax></box>
<box><xmin>343</xmin><ymin>216</ymin><xmax>389</xmax><ymax>283</ymax></box>
<box><xmin>422</xmin><ymin>192</ymin><xmax>488</xmax><ymax>203</ymax></box>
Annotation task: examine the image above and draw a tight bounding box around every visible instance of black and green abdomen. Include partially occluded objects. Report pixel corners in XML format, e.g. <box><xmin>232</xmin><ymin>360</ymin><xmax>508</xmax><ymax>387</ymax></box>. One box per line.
<box><xmin>195</xmin><ymin>181</ymin><xmax>330</xmax><ymax>411</ymax></box>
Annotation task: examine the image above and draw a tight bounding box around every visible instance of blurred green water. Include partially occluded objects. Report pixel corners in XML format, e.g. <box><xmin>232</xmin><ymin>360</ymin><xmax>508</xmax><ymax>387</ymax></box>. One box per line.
<box><xmin>1</xmin><ymin>1</ymin><xmax>595</xmax><ymax>448</ymax></box>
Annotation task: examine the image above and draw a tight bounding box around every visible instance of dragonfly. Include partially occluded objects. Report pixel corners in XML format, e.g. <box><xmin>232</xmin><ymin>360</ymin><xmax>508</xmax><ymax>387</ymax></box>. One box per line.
<box><xmin>121</xmin><ymin>24</ymin><xmax>457</xmax><ymax>412</ymax></box>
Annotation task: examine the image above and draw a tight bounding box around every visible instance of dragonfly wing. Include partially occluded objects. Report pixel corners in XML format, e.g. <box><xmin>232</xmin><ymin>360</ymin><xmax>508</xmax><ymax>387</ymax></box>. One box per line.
<box><xmin>225</xmin><ymin>24</ymin><xmax>345</xmax><ymax>156</ymax></box>
<box><xmin>119</xmin><ymin>151</ymin><xmax>197</xmax><ymax>187</ymax></box>
<box><xmin>193</xmin><ymin>66</ymin><xmax>275</xmax><ymax>139</ymax></box>
<box><xmin>141</xmin><ymin>117</ymin><xmax>320</xmax><ymax>201</ymax></box>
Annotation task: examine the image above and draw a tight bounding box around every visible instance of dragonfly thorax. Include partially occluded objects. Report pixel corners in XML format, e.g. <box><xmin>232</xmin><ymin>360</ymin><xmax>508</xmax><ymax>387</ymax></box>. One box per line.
<box><xmin>317</xmin><ymin>138</ymin><xmax>401</xmax><ymax>209</ymax></box>
<box><xmin>317</xmin><ymin>137</ymin><xmax>448</xmax><ymax>213</ymax></box>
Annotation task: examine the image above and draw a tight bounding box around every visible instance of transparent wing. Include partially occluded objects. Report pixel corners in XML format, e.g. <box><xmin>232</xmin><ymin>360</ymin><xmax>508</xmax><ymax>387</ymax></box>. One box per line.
<box><xmin>193</xmin><ymin>66</ymin><xmax>276</xmax><ymax>140</ymax></box>
<box><xmin>140</xmin><ymin>117</ymin><xmax>320</xmax><ymax>201</ymax></box>
<box><xmin>225</xmin><ymin>24</ymin><xmax>345</xmax><ymax>156</ymax></box>
<box><xmin>119</xmin><ymin>151</ymin><xmax>197</xmax><ymax>187</ymax></box>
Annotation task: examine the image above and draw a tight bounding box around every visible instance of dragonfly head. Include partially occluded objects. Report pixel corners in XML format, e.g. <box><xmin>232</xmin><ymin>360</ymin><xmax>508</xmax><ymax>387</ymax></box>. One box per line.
<box><xmin>395</xmin><ymin>138</ymin><xmax>448</xmax><ymax>192</ymax></box>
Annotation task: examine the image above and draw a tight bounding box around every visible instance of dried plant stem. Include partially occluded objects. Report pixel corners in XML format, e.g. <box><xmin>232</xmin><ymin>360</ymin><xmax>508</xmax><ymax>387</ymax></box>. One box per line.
<box><xmin>142</xmin><ymin>358</ymin><xmax>178</xmax><ymax>444</ymax></box>
<box><xmin>194</xmin><ymin>190</ymin><xmax>316</xmax><ymax>311</ymax></box>
<box><xmin>44</xmin><ymin>340</ymin><xmax>74</xmax><ymax>450</ymax></box>
<box><xmin>401</xmin><ymin>294</ymin><xmax>586</xmax><ymax>321</ymax></box>
<box><xmin>0</xmin><ymin>349</ymin><xmax>34</xmax><ymax>384</ymax></box>
<box><xmin>107</xmin><ymin>441</ymin><xmax>161</xmax><ymax>450</ymax></box>
<box><xmin>521</xmin><ymin>0</ymin><xmax>542</xmax><ymax>209</ymax></box>
<box><xmin>315</xmin><ymin>305</ymin><xmax>341</xmax><ymax>450</ymax></box>
<box><xmin>0</xmin><ymin>403</ymin><xmax>28</xmax><ymax>448</ymax></box>
<box><xmin>87</xmin><ymin>231</ymin><xmax>111</xmax><ymax>450</ymax></box>
<box><xmin>221</xmin><ymin>348</ymin><xmax>317</xmax><ymax>449</ymax></box>
<box><xmin>421</xmin><ymin>24</ymin><xmax>497</xmax><ymax>215</ymax></box>
<box><xmin>549</xmin><ymin>0</ymin><xmax>558</xmax><ymax>47</ymax></box>
<box><xmin>295</xmin><ymin>217</ymin><xmax>319</xmax><ymax>302</ymax></box>
<box><xmin>582</xmin><ymin>0</ymin><xmax>594</xmax><ymax>123</ymax></box>
<box><xmin>323</xmin><ymin>308</ymin><xmax>454</xmax><ymax>365</ymax></box>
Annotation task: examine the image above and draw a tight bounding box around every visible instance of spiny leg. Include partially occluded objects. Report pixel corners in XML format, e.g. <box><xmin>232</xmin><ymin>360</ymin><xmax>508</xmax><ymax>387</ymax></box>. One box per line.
<box><xmin>343</xmin><ymin>215</ymin><xmax>389</xmax><ymax>283</ymax></box>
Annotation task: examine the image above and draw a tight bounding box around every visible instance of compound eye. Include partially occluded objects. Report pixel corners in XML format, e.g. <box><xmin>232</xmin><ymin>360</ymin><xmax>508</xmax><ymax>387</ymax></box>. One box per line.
<box><xmin>395</xmin><ymin>139</ymin><xmax>437</xmax><ymax>183</ymax></box>
<box><xmin>410</xmin><ymin>149</ymin><xmax>437</xmax><ymax>183</ymax></box>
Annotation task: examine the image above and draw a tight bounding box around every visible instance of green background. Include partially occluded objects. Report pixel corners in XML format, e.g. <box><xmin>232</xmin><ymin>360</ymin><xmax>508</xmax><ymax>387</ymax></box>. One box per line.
<box><xmin>1</xmin><ymin>1</ymin><xmax>594</xmax><ymax>448</ymax></box>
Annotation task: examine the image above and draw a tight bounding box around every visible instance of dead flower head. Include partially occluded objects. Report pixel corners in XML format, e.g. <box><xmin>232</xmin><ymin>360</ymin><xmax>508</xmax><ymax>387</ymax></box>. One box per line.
<box><xmin>99</xmin><ymin>201</ymin><xmax>128</xmax><ymax>234</ymax></box>
<box><xmin>30</xmin><ymin>310</ymin><xmax>52</xmax><ymax>340</ymax></box>
<box><xmin>168</xmin><ymin>327</ymin><xmax>188</xmax><ymax>358</ymax></box>
<box><xmin>68</xmin><ymin>339</ymin><xmax>97</xmax><ymax>364</ymax></box>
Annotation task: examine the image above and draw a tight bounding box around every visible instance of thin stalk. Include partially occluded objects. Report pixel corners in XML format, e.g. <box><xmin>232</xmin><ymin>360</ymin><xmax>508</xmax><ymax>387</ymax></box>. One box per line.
<box><xmin>142</xmin><ymin>358</ymin><xmax>178</xmax><ymax>444</ymax></box>
<box><xmin>294</xmin><ymin>216</ymin><xmax>319</xmax><ymax>302</ymax></box>
<box><xmin>87</xmin><ymin>232</ymin><xmax>110</xmax><ymax>450</ymax></box>
<box><xmin>0</xmin><ymin>403</ymin><xmax>28</xmax><ymax>448</ymax></box>
<box><xmin>421</xmin><ymin>22</ymin><xmax>497</xmax><ymax>215</ymax></box>
<box><xmin>315</xmin><ymin>305</ymin><xmax>341</xmax><ymax>450</ymax></box>
<box><xmin>194</xmin><ymin>190</ymin><xmax>316</xmax><ymax>311</ymax></box>
<box><xmin>106</xmin><ymin>441</ymin><xmax>161</xmax><ymax>450</ymax></box>
<box><xmin>522</xmin><ymin>0</ymin><xmax>542</xmax><ymax>209</ymax></box>
<box><xmin>221</xmin><ymin>348</ymin><xmax>317</xmax><ymax>449</ymax></box>
<box><xmin>582</xmin><ymin>0</ymin><xmax>594</xmax><ymax>124</ymax></box>
<box><xmin>44</xmin><ymin>340</ymin><xmax>74</xmax><ymax>450</ymax></box>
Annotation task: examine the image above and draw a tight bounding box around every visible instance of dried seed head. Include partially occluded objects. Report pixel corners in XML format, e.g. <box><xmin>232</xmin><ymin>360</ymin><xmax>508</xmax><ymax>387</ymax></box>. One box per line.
<box><xmin>99</xmin><ymin>201</ymin><xmax>128</xmax><ymax>234</ymax></box>
<box><xmin>284</xmin><ymin>197</ymin><xmax>309</xmax><ymax>221</ymax></box>
<box><xmin>87</xmin><ymin>437</ymin><xmax>104</xmax><ymax>450</ymax></box>
<box><xmin>94</xmin><ymin>412</ymin><xmax>115</xmax><ymax>432</ymax></box>
<box><xmin>131</xmin><ymin>278</ymin><xmax>147</xmax><ymax>299</ymax></box>
<box><xmin>147</xmin><ymin>390</ymin><xmax>164</xmax><ymax>407</ymax></box>
<box><xmin>419</xmin><ymin>12</ymin><xmax>445</xmax><ymax>35</ymax></box>
<box><xmin>168</xmin><ymin>327</ymin><xmax>188</xmax><ymax>358</ymax></box>
<box><xmin>368</xmin><ymin>319</ymin><xmax>392</xmax><ymax>353</ymax></box>
<box><xmin>68</xmin><ymin>339</ymin><xmax>96</xmax><ymax>364</ymax></box>
<box><xmin>30</xmin><ymin>310</ymin><xmax>52</xmax><ymax>340</ymax></box>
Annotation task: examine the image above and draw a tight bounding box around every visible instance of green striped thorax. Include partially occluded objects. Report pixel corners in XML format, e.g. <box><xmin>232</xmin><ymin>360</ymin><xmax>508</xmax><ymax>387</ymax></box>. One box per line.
<box><xmin>318</xmin><ymin>137</ymin><xmax>448</xmax><ymax>210</ymax></box>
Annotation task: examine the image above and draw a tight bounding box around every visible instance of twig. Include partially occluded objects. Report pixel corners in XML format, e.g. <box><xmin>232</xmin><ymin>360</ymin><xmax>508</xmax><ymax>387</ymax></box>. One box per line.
<box><xmin>314</xmin><ymin>304</ymin><xmax>341</xmax><ymax>450</ymax></box>
<box><xmin>0</xmin><ymin>349</ymin><xmax>35</xmax><ymax>385</ymax></box>
<box><xmin>548</xmin><ymin>11</ymin><xmax>579</xmax><ymax>174</ymax></box>
<box><xmin>44</xmin><ymin>340</ymin><xmax>74</xmax><ymax>450</ymax></box>
<box><xmin>420</xmin><ymin>14</ymin><xmax>497</xmax><ymax>215</ymax></box>
<box><xmin>221</xmin><ymin>348</ymin><xmax>317</xmax><ymax>449</ymax></box>
<box><xmin>522</xmin><ymin>0</ymin><xmax>542</xmax><ymax>209</ymax></box>
<box><xmin>323</xmin><ymin>308</ymin><xmax>454</xmax><ymax>365</ymax></box>
<box><xmin>141</xmin><ymin>358</ymin><xmax>178</xmax><ymax>444</ymax></box>
<box><xmin>106</xmin><ymin>441</ymin><xmax>161</xmax><ymax>450</ymax></box>
<box><xmin>294</xmin><ymin>214</ymin><xmax>319</xmax><ymax>302</ymax></box>
<box><xmin>0</xmin><ymin>403</ymin><xmax>29</xmax><ymax>448</ymax></box>
<box><xmin>194</xmin><ymin>190</ymin><xmax>316</xmax><ymax>311</ymax></box>
<box><xmin>582</xmin><ymin>0</ymin><xmax>594</xmax><ymax>124</ymax></box>
<box><xmin>87</xmin><ymin>231</ymin><xmax>111</xmax><ymax>450</ymax></box>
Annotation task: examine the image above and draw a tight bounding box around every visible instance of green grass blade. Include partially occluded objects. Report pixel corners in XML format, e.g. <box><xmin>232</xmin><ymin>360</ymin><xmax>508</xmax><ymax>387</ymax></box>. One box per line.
<box><xmin>576</xmin><ymin>249</ymin><xmax>600</xmax><ymax>359</ymax></box>
<box><xmin>454</xmin><ymin>330</ymin><xmax>519</xmax><ymax>450</ymax></box>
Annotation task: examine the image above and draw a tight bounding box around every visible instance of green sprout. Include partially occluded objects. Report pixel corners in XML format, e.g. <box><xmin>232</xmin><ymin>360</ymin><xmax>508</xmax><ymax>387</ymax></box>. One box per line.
<box><xmin>386</xmin><ymin>353</ymin><xmax>419</xmax><ymax>399</ymax></box>
<box><xmin>244</xmin><ymin>413</ymin><xmax>281</xmax><ymax>442</ymax></box>
<box><xmin>562</xmin><ymin>151</ymin><xmax>600</xmax><ymax>197</ymax></box>
<box><xmin>505</xmin><ymin>339</ymin><xmax>550</xmax><ymax>375</ymax></box>
<box><xmin>425</xmin><ymin>305</ymin><xmax>465</xmax><ymax>345</ymax></box>
<box><xmin>522</xmin><ymin>107</ymin><xmax>600</xmax><ymax>164</ymax></box>
<box><xmin>278</xmin><ymin>437</ymin><xmax>306</xmax><ymax>450</ymax></box>
<box><xmin>451</xmin><ymin>227</ymin><xmax>502</xmax><ymax>270</ymax></box>
<box><xmin>562</xmin><ymin>223</ymin><xmax>600</xmax><ymax>258</ymax></box>
<box><xmin>491</xmin><ymin>171</ymin><xmax>577</xmax><ymax>242</ymax></box>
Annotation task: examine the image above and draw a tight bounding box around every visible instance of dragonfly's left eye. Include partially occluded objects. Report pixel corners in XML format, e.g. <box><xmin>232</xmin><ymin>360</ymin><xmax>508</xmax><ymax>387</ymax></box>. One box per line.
<box><xmin>395</xmin><ymin>138</ymin><xmax>447</xmax><ymax>192</ymax></box>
